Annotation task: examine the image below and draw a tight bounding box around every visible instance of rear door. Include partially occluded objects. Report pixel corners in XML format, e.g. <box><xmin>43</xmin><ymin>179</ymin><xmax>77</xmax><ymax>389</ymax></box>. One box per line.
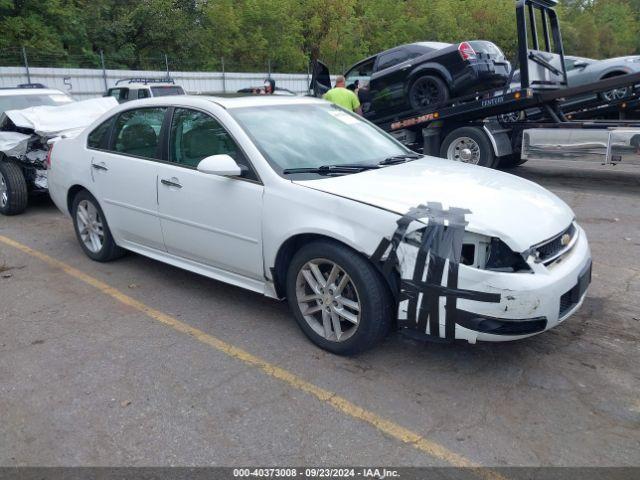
<box><xmin>89</xmin><ymin>107</ymin><xmax>167</xmax><ymax>251</ymax></box>
<box><xmin>371</xmin><ymin>47</ymin><xmax>414</xmax><ymax>114</ymax></box>
<box><xmin>156</xmin><ymin>107</ymin><xmax>264</xmax><ymax>279</ymax></box>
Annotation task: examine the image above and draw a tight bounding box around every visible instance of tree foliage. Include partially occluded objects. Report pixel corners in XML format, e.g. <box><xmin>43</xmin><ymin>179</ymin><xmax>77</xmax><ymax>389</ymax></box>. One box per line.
<box><xmin>0</xmin><ymin>0</ymin><xmax>638</xmax><ymax>72</ymax></box>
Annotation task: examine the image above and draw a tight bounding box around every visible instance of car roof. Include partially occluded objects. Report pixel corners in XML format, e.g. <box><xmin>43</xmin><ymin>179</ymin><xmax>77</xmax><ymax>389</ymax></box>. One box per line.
<box><xmin>565</xmin><ymin>55</ymin><xmax>595</xmax><ymax>62</ymax></box>
<box><xmin>103</xmin><ymin>94</ymin><xmax>324</xmax><ymax>111</ymax></box>
<box><xmin>0</xmin><ymin>88</ymin><xmax>69</xmax><ymax>97</ymax></box>
<box><xmin>111</xmin><ymin>83</ymin><xmax>180</xmax><ymax>89</ymax></box>
<box><xmin>377</xmin><ymin>42</ymin><xmax>452</xmax><ymax>57</ymax></box>
<box><xmin>410</xmin><ymin>41</ymin><xmax>453</xmax><ymax>50</ymax></box>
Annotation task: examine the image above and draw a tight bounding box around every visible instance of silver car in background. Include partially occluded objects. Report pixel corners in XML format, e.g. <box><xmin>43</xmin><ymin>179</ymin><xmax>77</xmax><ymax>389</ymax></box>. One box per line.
<box><xmin>564</xmin><ymin>54</ymin><xmax>640</xmax><ymax>102</ymax></box>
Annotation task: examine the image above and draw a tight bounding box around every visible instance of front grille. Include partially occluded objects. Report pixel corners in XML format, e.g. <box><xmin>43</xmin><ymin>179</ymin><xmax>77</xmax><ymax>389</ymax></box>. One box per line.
<box><xmin>534</xmin><ymin>223</ymin><xmax>577</xmax><ymax>265</ymax></box>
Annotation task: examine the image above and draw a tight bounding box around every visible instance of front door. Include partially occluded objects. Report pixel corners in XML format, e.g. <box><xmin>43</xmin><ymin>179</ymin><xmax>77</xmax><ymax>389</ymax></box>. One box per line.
<box><xmin>157</xmin><ymin>107</ymin><xmax>264</xmax><ymax>279</ymax></box>
<box><xmin>90</xmin><ymin>107</ymin><xmax>167</xmax><ymax>251</ymax></box>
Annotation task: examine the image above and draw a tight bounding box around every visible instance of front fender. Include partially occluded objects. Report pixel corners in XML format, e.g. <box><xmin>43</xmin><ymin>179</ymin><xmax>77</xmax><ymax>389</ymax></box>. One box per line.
<box><xmin>262</xmin><ymin>182</ymin><xmax>400</xmax><ymax>279</ymax></box>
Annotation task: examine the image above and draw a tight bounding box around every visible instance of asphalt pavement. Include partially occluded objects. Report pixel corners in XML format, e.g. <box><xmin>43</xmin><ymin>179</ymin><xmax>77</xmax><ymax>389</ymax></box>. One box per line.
<box><xmin>0</xmin><ymin>159</ymin><xmax>638</xmax><ymax>469</ymax></box>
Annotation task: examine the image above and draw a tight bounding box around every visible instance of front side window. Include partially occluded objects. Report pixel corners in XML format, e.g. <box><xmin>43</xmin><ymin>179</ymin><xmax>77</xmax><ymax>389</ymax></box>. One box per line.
<box><xmin>112</xmin><ymin>108</ymin><xmax>166</xmax><ymax>159</ymax></box>
<box><xmin>345</xmin><ymin>58</ymin><xmax>375</xmax><ymax>88</ymax></box>
<box><xmin>87</xmin><ymin>118</ymin><xmax>113</xmax><ymax>149</ymax></box>
<box><xmin>137</xmin><ymin>89</ymin><xmax>150</xmax><ymax>99</ymax></box>
<box><xmin>169</xmin><ymin>108</ymin><xmax>242</xmax><ymax>168</ymax></box>
<box><xmin>230</xmin><ymin>103</ymin><xmax>409</xmax><ymax>177</ymax></box>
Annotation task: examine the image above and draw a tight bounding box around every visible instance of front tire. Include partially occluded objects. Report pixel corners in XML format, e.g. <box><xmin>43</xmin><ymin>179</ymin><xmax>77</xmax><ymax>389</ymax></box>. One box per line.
<box><xmin>0</xmin><ymin>160</ymin><xmax>28</xmax><ymax>216</ymax></box>
<box><xmin>286</xmin><ymin>240</ymin><xmax>393</xmax><ymax>355</ymax></box>
<box><xmin>71</xmin><ymin>190</ymin><xmax>124</xmax><ymax>262</ymax></box>
<box><xmin>439</xmin><ymin>126</ymin><xmax>496</xmax><ymax>168</ymax></box>
<box><xmin>409</xmin><ymin>75</ymin><xmax>450</xmax><ymax>111</ymax></box>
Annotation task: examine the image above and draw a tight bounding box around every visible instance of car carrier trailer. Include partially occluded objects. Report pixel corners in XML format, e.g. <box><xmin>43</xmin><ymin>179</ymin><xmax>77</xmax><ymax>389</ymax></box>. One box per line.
<box><xmin>315</xmin><ymin>0</ymin><xmax>640</xmax><ymax>170</ymax></box>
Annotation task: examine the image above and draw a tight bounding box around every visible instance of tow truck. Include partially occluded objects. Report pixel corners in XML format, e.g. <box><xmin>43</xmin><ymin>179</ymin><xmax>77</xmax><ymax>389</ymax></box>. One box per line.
<box><xmin>312</xmin><ymin>0</ymin><xmax>640</xmax><ymax>169</ymax></box>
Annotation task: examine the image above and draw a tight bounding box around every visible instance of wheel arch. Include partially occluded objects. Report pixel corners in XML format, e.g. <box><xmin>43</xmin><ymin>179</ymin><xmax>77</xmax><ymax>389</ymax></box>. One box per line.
<box><xmin>406</xmin><ymin>64</ymin><xmax>452</xmax><ymax>91</ymax></box>
<box><xmin>271</xmin><ymin>232</ymin><xmax>398</xmax><ymax>301</ymax></box>
<box><xmin>66</xmin><ymin>184</ymin><xmax>93</xmax><ymax>215</ymax></box>
<box><xmin>600</xmin><ymin>69</ymin><xmax>631</xmax><ymax>80</ymax></box>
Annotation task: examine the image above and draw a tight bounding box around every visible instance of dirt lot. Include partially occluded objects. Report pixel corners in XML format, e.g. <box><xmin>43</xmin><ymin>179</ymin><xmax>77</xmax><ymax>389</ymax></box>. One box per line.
<box><xmin>0</xmin><ymin>159</ymin><xmax>638</xmax><ymax>468</ymax></box>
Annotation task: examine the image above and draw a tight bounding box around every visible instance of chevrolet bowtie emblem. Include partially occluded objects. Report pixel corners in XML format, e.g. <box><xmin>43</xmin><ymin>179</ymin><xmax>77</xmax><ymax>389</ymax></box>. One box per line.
<box><xmin>561</xmin><ymin>233</ymin><xmax>572</xmax><ymax>246</ymax></box>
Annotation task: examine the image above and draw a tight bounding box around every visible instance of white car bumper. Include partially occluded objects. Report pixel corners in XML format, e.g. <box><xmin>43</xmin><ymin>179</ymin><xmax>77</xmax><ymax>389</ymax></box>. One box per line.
<box><xmin>454</xmin><ymin>224</ymin><xmax>592</xmax><ymax>342</ymax></box>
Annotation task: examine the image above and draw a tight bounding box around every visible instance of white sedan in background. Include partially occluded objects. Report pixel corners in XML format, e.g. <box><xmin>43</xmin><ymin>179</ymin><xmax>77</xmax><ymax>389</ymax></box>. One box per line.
<box><xmin>48</xmin><ymin>95</ymin><xmax>592</xmax><ymax>355</ymax></box>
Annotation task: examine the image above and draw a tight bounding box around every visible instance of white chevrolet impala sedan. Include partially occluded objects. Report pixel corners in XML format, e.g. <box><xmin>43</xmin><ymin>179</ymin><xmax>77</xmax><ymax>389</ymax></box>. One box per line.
<box><xmin>48</xmin><ymin>95</ymin><xmax>592</xmax><ymax>355</ymax></box>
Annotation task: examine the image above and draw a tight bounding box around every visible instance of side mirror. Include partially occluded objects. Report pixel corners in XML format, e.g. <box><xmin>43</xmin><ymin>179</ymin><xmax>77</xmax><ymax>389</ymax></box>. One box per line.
<box><xmin>573</xmin><ymin>61</ymin><xmax>589</xmax><ymax>69</ymax></box>
<box><xmin>197</xmin><ymin>154</ymin><xmax>242</xmax><ymax>177</ymax></box>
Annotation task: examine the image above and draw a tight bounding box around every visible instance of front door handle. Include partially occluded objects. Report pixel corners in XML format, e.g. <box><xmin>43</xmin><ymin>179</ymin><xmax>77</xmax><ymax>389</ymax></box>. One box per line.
<box><xmin>91</xmin><ymin>162</ymin><xmax>108</xmax><ymax>171</ymax></box>
<box><xmin>161</xmin><ymin>178</ymin><xmax>182</xmax><ymax>189</ymax></box>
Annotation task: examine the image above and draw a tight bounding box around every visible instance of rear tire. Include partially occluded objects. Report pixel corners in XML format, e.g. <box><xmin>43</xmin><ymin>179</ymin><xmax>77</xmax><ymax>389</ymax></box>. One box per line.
<box><xmin>599</xmin><ymin>73</ymin><xmax>630</xmax><ymax>102</ymax></box>
<box><xmin>409</xmin><ymin>75</ymin><xmax>450</xmax><ymax>111</ymax></box>
<box><xmin>0</xmin><ymin>160</ymin><xmax>28</xmax><ymax>216</ymax></box>
<box><xmin>286</xmin><ymin>240</ymin><xmax>393</xmax><ymax>355</ymax></box>
<box><xmin>439</xmin><ymin>126</ymin><xmax>496</xmax><ymax>168</ymax></box>
<box><xmin>71</xmin><ymin>190</ymin><xmax>124</xmax><ymax>262</ymax></box>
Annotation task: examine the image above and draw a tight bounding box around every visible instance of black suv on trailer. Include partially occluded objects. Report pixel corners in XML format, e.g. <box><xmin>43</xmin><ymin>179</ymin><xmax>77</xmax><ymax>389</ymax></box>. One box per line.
<box><xmin>312</xmin><ymin>41</ymin><xmax>511</xmax><ymax>122</ymax></box>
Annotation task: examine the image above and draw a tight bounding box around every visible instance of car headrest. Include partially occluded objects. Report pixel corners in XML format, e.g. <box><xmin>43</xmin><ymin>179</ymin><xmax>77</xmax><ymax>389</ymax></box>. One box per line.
<box><xmin>184</xmin><ymin>127</ymin><xmax>220</xmax><ymax>159</ymax></box>
<box><xmin>121</xmin><ymin>123</ymin><xmax>157</xmax><ymax>149</ymax></box>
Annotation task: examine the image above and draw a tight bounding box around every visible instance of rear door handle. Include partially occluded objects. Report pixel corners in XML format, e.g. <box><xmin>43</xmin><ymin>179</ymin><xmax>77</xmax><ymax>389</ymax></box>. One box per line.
<box><xmin>91</xmin><ymin>162</ymin><xmax>108</xmax><ymax>171</ymax></box>
<box><xmin>161</xmin><ymin>178</ymin><xmax>182</xmax><ymax>189</ymax></box>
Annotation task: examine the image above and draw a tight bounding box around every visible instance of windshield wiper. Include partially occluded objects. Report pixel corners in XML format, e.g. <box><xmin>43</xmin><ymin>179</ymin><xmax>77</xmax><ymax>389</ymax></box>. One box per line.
<box><xmin>378</xmin><ymin>154</ymin><xmax>423</xmax><ymax>166</ymax></box>
<box><xmin>282</xmin><ymin>164</ymin><xmax>380</xmax><ymax>175</ymax></box>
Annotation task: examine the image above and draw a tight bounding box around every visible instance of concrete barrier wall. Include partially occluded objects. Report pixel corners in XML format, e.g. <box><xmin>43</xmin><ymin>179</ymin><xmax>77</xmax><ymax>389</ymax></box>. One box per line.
<box><xmin>0</xmin><ymin>66</ymin><xmax>329</xmax><ymax>99</ymax></box>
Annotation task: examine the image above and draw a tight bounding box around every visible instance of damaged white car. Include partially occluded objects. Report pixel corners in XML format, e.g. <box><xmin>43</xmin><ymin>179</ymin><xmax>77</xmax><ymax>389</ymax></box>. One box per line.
<box><xmin>48</xmin><ymin>96</ymin><xmax>592</xmax><ymax>355</ymax></box>
<box><xmin>0</xmin><ymin>91</ymin><xmax>117</xmax><ymax>215</ymax></box>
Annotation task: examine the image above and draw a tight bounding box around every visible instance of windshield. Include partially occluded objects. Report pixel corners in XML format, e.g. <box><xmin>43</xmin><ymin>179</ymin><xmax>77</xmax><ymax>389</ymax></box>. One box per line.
<box><xmin>0</xmin><ymin>93</ymin><xmax>73</xmax><ymax>115</ymax></box>
<box><xmin>229</xmin><ymin>103</ymin><xmax>410</xmax><ymax>176</ymax></box>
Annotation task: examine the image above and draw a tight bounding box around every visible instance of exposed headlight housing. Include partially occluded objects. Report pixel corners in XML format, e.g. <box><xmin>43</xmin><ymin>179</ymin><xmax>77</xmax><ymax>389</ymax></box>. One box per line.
<box><xmin>461</xmin><ymin>232</ymin><xmax>531</xmax><ymax>272</ymax></box>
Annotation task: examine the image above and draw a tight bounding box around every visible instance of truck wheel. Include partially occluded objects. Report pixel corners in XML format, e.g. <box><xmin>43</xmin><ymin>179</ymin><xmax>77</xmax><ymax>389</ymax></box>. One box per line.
<box><xmin>286</xmin><ymin>240</ymin><xmax>393</xmax><ymax>355</ymax></box>
<box><xmin>409</xmin><ymin>75</ymin><xmax>449</xmax><ymax>111</ymax></box>
<box><xmin>439</xmin><ymin>127</ymin><xmax>496</xmax><ymax>168</ymax></box>
<box><xmin>0</xmin><ymin>161</ymin><xmax>28</xmax><ymax>216</ymax></box>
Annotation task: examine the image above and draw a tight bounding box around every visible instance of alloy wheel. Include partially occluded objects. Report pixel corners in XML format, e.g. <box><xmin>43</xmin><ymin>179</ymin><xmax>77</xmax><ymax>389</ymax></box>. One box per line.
<box><xmin>602</xmin><ymin>87</ymin><xmax>629</xmax><ymax>102</ymax></box>
<box><xmin>0</xmin><ymin>172</ymin><xmax>7</xmax><ymax>208</ymax></box>
<box><xmin>295</xmin><ymin>258</ymin><xmax>361</xmax><ymax>342</ymax></box>
<box><xmin>76</xmin><ymin>199</ymin><xmax>105</xmax><ymax>253</ymax></box>
<box><xmin>411</xmin><ymin>78</ymin><xmax>441</xmax><ymax>108</ymax></box>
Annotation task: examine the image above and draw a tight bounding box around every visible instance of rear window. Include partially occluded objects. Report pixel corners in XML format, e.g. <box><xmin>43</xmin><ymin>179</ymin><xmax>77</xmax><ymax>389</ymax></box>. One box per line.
<box><xmin>150</xmin><ymin>86</ymin><xmax>185</xmax><ymax>97</ymax></box>
<box><xmin>0</xmin><ymin>93</ymin><xmax>73</xmax><ymax>115</ymax></box>
<box><xmin>469</xmin><ymin>41</ymin><xmax>504</xmax><ymax>57</ymax></box>
<box><xmin>88</xmin><ymin>118</ymin><xmax>113</xmax><ymax>149</ymax></box>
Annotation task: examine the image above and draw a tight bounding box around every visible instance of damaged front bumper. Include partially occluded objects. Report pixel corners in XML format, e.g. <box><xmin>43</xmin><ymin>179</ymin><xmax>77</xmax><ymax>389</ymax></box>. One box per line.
<box><xmin>454</xmin><ymin>225</ymin><xmax>591</xmax><ymax>342</ymax></box>
<box><xmin>373</xmin><ymin>203</ymin><xmax>592</xmax><ymax>344</ymax></box>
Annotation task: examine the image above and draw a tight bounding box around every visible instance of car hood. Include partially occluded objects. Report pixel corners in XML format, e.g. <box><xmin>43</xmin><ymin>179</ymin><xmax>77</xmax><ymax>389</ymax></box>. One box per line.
<box><xmin>293</xmin><ymin>158</ymin><xmax>575</xmax><ymax>252</ymax></box>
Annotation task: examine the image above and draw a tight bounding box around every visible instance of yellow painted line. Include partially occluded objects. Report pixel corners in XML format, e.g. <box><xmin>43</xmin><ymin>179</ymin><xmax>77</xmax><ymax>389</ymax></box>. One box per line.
<box><xmin>0</xmin><ymin>234</ymin><xmax>505</xmax><ymax>480</ymax></box>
